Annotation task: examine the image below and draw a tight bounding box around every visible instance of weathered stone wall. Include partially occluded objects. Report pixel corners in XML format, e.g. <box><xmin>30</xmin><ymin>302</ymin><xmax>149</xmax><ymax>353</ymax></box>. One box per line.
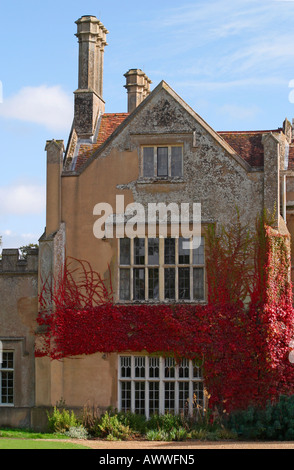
<box><xmin>35</xmin><ymin>85</ymin><xmax>284</xmax><ymax>417</ymax></box>
<box><xmin>80</xmin><ymin>85</ymin><xmax>265</xmax><ymax>232</ymax></box>
<box><xmin>0</xmin><ymin>248</ymin><xmax>38</xmax><ymax>428</ymax></box>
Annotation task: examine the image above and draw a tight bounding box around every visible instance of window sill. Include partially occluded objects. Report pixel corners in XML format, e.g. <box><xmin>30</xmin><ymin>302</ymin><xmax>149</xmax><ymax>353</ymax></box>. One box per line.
<box><xmin>137</xmin><ymin>177</ymin><xmax>186</xmax><ymax>185</ymax></box>
<box><xmin>115</xmin><ymin>300</ymin><xmax>207</xmax><ymax>306</ymax></box>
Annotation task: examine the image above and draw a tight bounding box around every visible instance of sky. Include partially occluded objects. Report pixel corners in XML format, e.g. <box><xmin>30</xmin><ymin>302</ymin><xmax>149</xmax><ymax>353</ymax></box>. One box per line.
<box><xmin>1</xmin><ymin>0</ymin><xmax>294</xmax><ymax>249</ymax></box>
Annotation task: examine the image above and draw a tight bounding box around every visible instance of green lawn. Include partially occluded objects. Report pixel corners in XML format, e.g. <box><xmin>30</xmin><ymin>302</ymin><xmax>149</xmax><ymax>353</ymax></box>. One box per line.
<box><xmin>0</xmin><ymin>428</ymin><xmax>66</xmax><ymax>440</ymax></box>
<box><xmin>0</xmin><ymin>439</ymin><xmax>89</xmax><ymax>449</ymax></box>
<box><xmin>0</xmin><ymin>428</ymin><xmax>90</xmax><ymax>449</ymax></box>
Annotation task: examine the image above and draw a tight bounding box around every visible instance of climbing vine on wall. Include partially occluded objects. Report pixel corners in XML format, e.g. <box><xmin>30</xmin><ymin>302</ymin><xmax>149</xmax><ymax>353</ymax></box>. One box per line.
<box><xmin>36</xmin><ymin>212</ymin><xmax>294</xmax><ymax>413</ymax></box>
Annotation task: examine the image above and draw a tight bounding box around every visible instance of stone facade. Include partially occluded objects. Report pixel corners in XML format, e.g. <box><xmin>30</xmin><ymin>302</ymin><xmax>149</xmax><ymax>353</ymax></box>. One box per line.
<box><xmin>2</xmin><ymin>15</ymin><xmax>294</xmax><ymax>429</ymax></box>
<box><xmin>0</xmin><ymin>249</ymin><xmax>38</xmax><ymax>427</ymax></box>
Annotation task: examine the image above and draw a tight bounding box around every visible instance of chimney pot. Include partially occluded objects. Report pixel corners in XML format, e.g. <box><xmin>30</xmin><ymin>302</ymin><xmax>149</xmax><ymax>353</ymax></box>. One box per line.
<box><xmin>124</xmin><ymin>69</ymin><xmax>152</xmax><ymax>113</ymax></box>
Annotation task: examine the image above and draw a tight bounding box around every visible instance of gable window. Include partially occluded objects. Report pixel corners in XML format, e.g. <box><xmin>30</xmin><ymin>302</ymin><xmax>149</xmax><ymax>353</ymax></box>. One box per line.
<box><xmin>0</xmin><ymin>351</ymin><xmax>14</xmax><ymax>405</ymax></box>
<box><xmin>118</xmin><ymin>237</ymin><xmax>205</xmax><ymax>302</ymax></box>
<box><xmin>142</xmin><ymin>146</ymin><xmax>183</xmax><ymax>178</ymax></box>
<box><xmin>118</xmin><ymin>355</ymin><xmax>204</xmax><ymax>418</ymax></box>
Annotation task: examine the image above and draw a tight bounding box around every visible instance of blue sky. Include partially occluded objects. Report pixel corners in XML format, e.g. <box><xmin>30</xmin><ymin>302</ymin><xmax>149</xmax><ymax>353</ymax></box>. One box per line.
<box><xmin>1</xmin><ymin>0</ymin><xmax>294</xmax><ymax>249</ymax></box>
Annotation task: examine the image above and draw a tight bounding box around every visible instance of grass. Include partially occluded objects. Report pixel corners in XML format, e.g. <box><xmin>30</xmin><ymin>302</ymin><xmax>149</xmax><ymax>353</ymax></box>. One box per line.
<box><xmin>0</xmin><ymin>439</ymin><xmax>89</xmax><ymax>449</ymax></box>
<box><xmin>0</xmin><ymin>428</ymin><xmax>66</xmax><ymax>440</ymax></box>
<box><xmin>0</xmin><ymin>427</ymin><xmax>90</xmax><ymax>449</ymax></box>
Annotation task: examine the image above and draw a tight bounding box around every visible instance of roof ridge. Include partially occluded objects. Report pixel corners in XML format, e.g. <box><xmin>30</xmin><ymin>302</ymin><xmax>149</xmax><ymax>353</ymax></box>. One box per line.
<box><xmin>102</xmin><ymin>112</ymin><xmax>130</xmax><ymax>116</ymax></box>
<box><xmin>218</xmin><ymin>129</ymin><xmax>281</xmax><ymax>134</ymax></box>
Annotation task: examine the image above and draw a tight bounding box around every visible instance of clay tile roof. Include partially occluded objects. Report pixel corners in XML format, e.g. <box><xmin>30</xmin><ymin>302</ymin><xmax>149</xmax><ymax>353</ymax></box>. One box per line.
<box><xmin>218</xmin><ymin>130</ymin><xmax>280</xmax><ymax>167</ymax></box>
<box><xmin>74</xmin><ymin>113</ymin><xmax>129</xmax><ymax>171</ymax></box>
<box><xmin>72</xmin><ymin>112</ymin><xmax>281</xmax><ymax>171</ymax></box>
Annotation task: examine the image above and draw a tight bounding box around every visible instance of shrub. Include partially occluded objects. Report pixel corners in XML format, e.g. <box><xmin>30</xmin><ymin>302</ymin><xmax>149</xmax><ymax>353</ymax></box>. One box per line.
<box><xmin>80</xmin><ymin>407</ymin><xmax>235</xmax><ymax>442</ymax></box>
<box><xmin>146</xmin><ymin>429</ymin><xmax>170</xmax><ymax>441</ymax></box>
<box><xmin>190</xmin><ymin>428</ymin><xmax>209</xmax><ymax>440</ymax></box>
<box><xmin>116</xmin><ymin>411</ymin><xmax>148</xmax><ymax>435</ymax></box>
<box><xmin>146</xmin><ymin>413</ymin><xmax>184</xmax><ymax>433</ymax></box>
<box><xmin>82</xmin><ymin>404</ymin><xmax>101</xmax><ymax>436</ymax></box>
<box><xmin>168</xmin><ymin>426</ymin><xmax>188</xmax><ymax>441</ymax></box>
<box><xmin>145</xmin><ymin>426</ymin><xmax>188</xmax><ymax>442</ymax></box>
<box><xmin>227</xmin><ymin>395</ymin><xmax>294</xmax><ymax>441</ymax></box>
<box><xmin>64</xmin><ymin>425</ymin><xmax>88</xmax><ymax>440</ymax></box>
<box><xmin>47</xmin><ymin>406</ymin><xmax>79</xmax><ymax>433</ymax></box>
<box><xmin>95</xmin><ymin>411</ymin><xmax>132</xmax><ymax>440</ymax></box>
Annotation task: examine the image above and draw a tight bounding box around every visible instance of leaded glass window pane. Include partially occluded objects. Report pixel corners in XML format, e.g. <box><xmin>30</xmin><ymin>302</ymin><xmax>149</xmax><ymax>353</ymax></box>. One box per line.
<box><xmin>193</xmin><ymin>360</ymin><xmax>203</xmax><ymax>379</ymax></box>
<box><xmin>193</xmin><ymin>237</ymin><xmax>204</xmax><ymax>265</ymax></box>
<box><xmin>121</xmin><ymin>382</ymin><xmax>131</xmax><ymax>412</ymax></box>
<box><xmin>133</xmin><ymin>268</ymin><xmax>145</xmax><ymax>300</ymax></box>
<box><xmin>157</xmin><ymin>147</ymin><xmax>168</xmax><ymax>177</ymax></box>
<box><xmin>178</xmin><ymin>267</ymin><xmax>190</xmax><ymax>300</ymax></box>
<box><xmin>164</xmin><ymin>238</ymin><xmax>175</xmax><ymax>265</ymax></box>
<box><xmin>135</xmin><ymin>356</ymin><xmax>145</xmax><ymax>378</ymax></box>
<box><xmin>179</xmin><ymin>358</ymin><xmax>190</xmax><ymax>378</ymax></box>
<box><xmin>2</xmin><ymin>352</ymin><xmax>13</xmax><ymax>369</ymax></box>
<box><xmin>149</xmin><ymin>357</ymin><xmax>160</xmax><ymax>378</ymax></box>
<box><xmin>179</xmin><ymin>238</ymin><xmax>190</xmax><ymax>264</ymax></box>
<box><xmin>179</xmin><ymin>382</ymin><xmax>190</xmax><ymax>413</ymax></box>
<box><xmin>135</xmin><ymin>382</ymin><xmax>145</xmax><ymax>415</ymax></box>
<box><xmin>148</xmin><ymin>238</ymin><xmax>159</xmax><ymax>265</ymax></box>
<box><xmin>143</xmin><ymin>147</ymin><xmax>155</xmax><ymax>177</ymax></box>
<box><xmin>193</xmin><ymin>268</ymin><xmax>204</xmax><ymax>300</ymax></box>
<box><xmin>148</xmin><ymin>268</ymin><xmax>159</xmax><ymax>300</ymax></box>
<box><xmin>134</xmin><ymin>238</ymin><xmax>145</xmax><ymax>265</ymax></box>
<box><xmin>164</xmin><ymin>268</ymin><xmax>175</xmax><ymax>300</ymax></box>
<box><xmin>120</xmin><ymin>238</ymin><xmax>131</xmax><ymax>265</ymax></box>
<box><xmin>171</xmin><ymin>147</ymin><xmax>183</xmax><ymax>177</ymax></box>
<box><xmin>120</xmin><ymin>356</ymin><xmax>131</xmax><ymax>378</ymax></box>
<box><xmin>120</xmin><ymin>268</ymin><xmax>130</xmax><ymax>300</ymax></box>
<box><xmin>165</xmin><ymin>357</ymin><xmax>175</xmax><ymax>378</ymax></box>
<box><xmin>164</xmin><ymin>382</ymin><xmax>175</xmax><ymax>412</ymax></box>
<box><xmin>149</xmin><ymin>382</ymin><xmax>160</xmax><ymax>415</ymax></box>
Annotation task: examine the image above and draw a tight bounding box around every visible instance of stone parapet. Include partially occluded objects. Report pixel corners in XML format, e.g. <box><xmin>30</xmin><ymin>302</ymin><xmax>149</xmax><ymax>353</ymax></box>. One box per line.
<box><xmin>0</xmin><ymin>248</ymin><xmax>38</xmax><ymax>273</ymax></box>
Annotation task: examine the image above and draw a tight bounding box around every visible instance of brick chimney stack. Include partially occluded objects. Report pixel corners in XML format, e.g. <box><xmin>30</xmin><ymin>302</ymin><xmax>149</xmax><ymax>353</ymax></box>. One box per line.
<box><xmin>124</xmin><ymin>69</ymin><xmax>152</xmax><ymax>113</ymax></box>
<box><xmin>74</xmin><ymin>16</ymin><xmax>108</xmax><ymax>138</ymax></box>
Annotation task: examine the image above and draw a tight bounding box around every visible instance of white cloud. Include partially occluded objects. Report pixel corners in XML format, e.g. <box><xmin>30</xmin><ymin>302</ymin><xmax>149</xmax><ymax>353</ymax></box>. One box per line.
<box><xmin>144</xmin><ymin>0</ymin><xmax>294</xmax><ymax>80</ymax></box>
<box><xmin>0</xmin><ymin>182</ymin><xmax>45</xmax><ymax>216</ymax></box>
<box><xmin>147</xmin><ymin>1</ymin><xmax>272</xmax><ymax>36</ymax></box>
<box><xmin>0</xmin><ymin>85</ymin><xmax>73</xmax><ymax>132</ymax></box>
<box><xmin>0</xmin><ymin>230</ymin><xmax>40</xmax><ymax>250</ymax></box>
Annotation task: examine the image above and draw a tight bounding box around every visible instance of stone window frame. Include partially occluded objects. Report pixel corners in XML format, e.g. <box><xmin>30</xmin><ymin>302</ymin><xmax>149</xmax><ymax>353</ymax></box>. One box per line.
<box><xmin>0</xmin><ymin>351</ymin><xmax>14</xmax><ymax>406</ymax></box>
<box><xmin>141</xmin><ymin>144</ymin><xmax>184</xmax><ymax>180</ymax></box>
<box><xmin>118</xmin><ymin>236</ymin><xmax>206</xmax><ymax>303</ymax></box>
<box><xmin>118</xmin><ymin>355</ymin><xmax>204</xmax><ymax>419</ymax></box>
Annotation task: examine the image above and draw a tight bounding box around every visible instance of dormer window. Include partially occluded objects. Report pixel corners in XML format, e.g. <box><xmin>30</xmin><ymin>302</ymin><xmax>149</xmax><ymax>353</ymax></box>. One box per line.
<box><xmin>142</xmin><ymin>146</ymin><xmax>183</xmax><ymax>178</ymax></box>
